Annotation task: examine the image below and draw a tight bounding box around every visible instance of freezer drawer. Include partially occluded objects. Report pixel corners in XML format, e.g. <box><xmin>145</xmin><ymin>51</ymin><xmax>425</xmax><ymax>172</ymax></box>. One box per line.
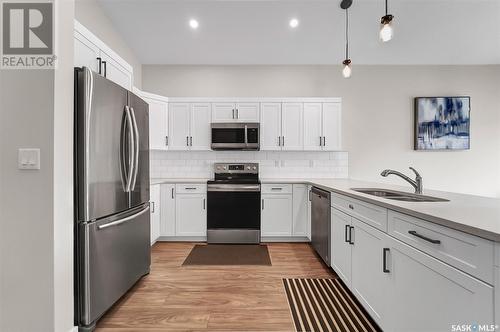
<box><xmin>77</xmin><ymin>204</ymin><xmax>151</xmax><ymax>326</ymax></box>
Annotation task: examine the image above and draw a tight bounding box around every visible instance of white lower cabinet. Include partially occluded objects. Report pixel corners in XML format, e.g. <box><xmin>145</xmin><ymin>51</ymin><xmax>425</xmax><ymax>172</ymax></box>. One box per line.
<box><xmin>261</xmin><ymin>194</ymin><xmax>293</xmax><ymax>237</ymax></box>
<box><xmin>292</xmin><ymin>184</ymin><xmax>309</xmax><ymax>238</ymax></box>
<box><xmin>331</xmin><ymin>208</ymin><xmax>352</xmax><ymax>285</ymax></box>
<box><xmin>386</xmin><ymin>236</ymin><xmax>494</xmax><ymax>332</ymax></box>
<box><xmin>330</xmin><ymin>194</ymin><xmax>495</xmax><ymax>332</ymax></box>
<box><xmin>175</xmin><ymin>193</ymin><xmax>207</xmax><ymax>237</ymax></box>
<box><xmin>350</xmin><ymin>217</ymin><xmax>390</xmax><ymax>329</ymax></box>
<box><xmin>160</xmin><ymin>184</ymin><xmax>176</xmax><ymax>236</ymax></box>
<box><xmin>150</xmin><ymin>184</ymin><xmax>161</xmax><ymax>245</ymax></box>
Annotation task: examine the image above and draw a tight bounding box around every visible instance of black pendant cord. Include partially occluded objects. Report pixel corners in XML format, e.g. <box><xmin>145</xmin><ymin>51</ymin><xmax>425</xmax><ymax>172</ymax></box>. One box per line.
<box><xmin>345</xmin><ymin>8</ymin><xmax>349</xmax><ymax>60</ymax></box>
<box><xmin>385</xmin><ymin>0</ymin><xmax>388</xmax><ymax>16</ymax></box>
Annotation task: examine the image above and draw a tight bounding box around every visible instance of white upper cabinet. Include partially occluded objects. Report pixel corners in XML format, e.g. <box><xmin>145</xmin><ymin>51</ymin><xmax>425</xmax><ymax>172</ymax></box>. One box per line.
<box><xmin>74</xmin><ymin>30</ymin><xmax>100</xmax><ymax>72</ymax></box>
<box><xmin>303</xmin><ymin>102</ymin><xmax>342</xmax><ymax>151</ymax></box>
<box><xmin>212</xmin><ymin>102</ymin><xmax>259</xmax><ymax>122</ymax></box>
<box><xmin>169</xmin><ymin>102</ymin><xmax>212</xmax><ymax>151</ymax></box>
<box><xmin>260</xmin><ymin>103</ymin><xmax>282</xmax><ymax>151</ymax></box>
<box><xmin>281</xmin><ymin>103</ymin><xmax>304</xmax><ymax>151</ymax></box>
<box><xmin>235</xmin><ymin>103</ymin><xmax>260</xmax><ymax>122</ymax></box>
<box><xmin>303</xmin><ymin>103</ymin><xmax>323</xmax><ymax>151</ymax></box>
<box><xmin>260</xmin><ymin>102</ymin><xmax>303</xmax><ymax>151</ymax></box>
<box><xmin>190</xmin><ymin>103</ymin><xmax>212</xmax><ymax>150</ymax></box>
<box><xmin>99</xmin><ymin>51</ymin><xmax>133</xmax><ymax>90</ymax></box>
<box><xmin>74</xmin><ymin>20</ymin><xmax>133</xmax><ymax>90</ymax></box>
<box><xmin>322</xmin><ymin>103</ymin><xmax>342</xmax><ymax>151</ymax></box>
<box><xmin>168</xmin><ymin>103</ymin><xmax>191</xmax><ymax>150</ymax></box>
<box><xmin>141</xmin><ymin>92</ymin><xmax>168</xmax><ymax>151</ymax></box>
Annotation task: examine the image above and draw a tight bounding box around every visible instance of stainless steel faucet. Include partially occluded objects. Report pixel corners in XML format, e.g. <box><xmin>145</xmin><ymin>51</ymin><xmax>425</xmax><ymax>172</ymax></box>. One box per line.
<box><xmin>380</xmin><ymin>167</ymin><xmax>423</xmax><ymax>194</ymax></box>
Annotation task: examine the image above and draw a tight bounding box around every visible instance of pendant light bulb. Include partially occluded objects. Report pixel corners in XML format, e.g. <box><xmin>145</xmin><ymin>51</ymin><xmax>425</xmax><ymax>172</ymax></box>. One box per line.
<box><xmin>379</xmin><ymin>15</ymin><xmax>394</xmax><ymax>42</ymax></box>
<box><xmin>342</xmin><ymin>59</ymin><xmax>352</xmax><ymax>79</ymax></box>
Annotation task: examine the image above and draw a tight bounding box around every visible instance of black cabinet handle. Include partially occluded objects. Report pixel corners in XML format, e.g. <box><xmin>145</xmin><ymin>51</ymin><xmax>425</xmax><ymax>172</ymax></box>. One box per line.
<box><xmin>165</xmin><ymin>136</ymin><xmax>169</xmax><ymax>146</ymax></box>
<box><xmin>171</xmin><ymin>188</ymin><xmax>174</xmax><ymax>199</ymax></box>
<box><xmin>408</xmin><ymin>230</ymin><xmax>441</xmax><ymax>244</ymax></box>
<box><xmin>96</xmin><ymin>57</ymin><xmax>102</xmax><ymax>74</ymax></box>
<box><xmin>345</xmin><ymin>224</ymin><xmax>350</xmax><ymax>243</ymax></box>
<box><xmin>151</xmin><ymin>201</ymin><xmax>155</xmax><ymax>213</ymax></box>
<box><xmin>203</xmin><ymin>198</ymin><xmax>206</xmax><ymax>210</ymax></box>
<box><xmin>349</xmin><ymin>226</ymin><xmax>354</xmax><ymax>245</ymax></box>
<box><xmin>383</xmin><ymin>248</ymin><xmax>390</xmax><ymax>273</ymax></box>
<box><xmin>348</xmin><ymin>204</ymin><xmax>354</xmax><ymax>210</ymax></box>
<box><xmin>102</xmin><ymin>60</ymin><xmax>107</xmax><ymax>77</ymax></box>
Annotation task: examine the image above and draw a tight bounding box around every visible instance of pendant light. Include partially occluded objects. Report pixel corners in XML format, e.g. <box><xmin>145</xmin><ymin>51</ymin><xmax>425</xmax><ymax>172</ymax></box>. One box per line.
<box><xmin>380</xmin><ymin>0</ymin><xmax>394</xmax><ymax>42</ymax></box>
<box><xmin>340</xmin><ymin>0</ymin><xmax>352</xmax><ymax>78</ymax></box>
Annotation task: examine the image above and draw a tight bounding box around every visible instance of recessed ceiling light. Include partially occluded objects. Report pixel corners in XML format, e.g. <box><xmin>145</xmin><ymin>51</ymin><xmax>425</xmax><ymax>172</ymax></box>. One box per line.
<box><xmin>189</xmin><ymin>19</ymin><xmax>199</xmax><ymax>29</ymax></box>
<box><xmin>289</xmin><ymin>18</ymin><xmax>299</xmax><ymax>28</ymax></box>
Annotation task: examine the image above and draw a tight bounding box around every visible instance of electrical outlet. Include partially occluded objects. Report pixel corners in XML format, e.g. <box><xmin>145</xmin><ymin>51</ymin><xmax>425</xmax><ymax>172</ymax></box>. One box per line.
<box><xmin>18</xmin><ymin>148</ymin><xmax>40</xmax><ymax>170</ymax></box>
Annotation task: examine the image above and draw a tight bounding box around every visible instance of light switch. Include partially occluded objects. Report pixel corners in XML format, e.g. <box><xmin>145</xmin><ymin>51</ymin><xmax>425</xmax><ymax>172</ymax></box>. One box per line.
<box><xmin>18</xmin><ymin>148</ymin><xmax>40</xmax><ymax>170</ymax></box>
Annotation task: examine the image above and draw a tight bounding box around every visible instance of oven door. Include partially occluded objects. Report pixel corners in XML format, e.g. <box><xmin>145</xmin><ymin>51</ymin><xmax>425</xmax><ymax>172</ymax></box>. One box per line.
<box><xmin>211</xmin><ymin>123</ymin><xmax>259</xmax><ymax>150</ymax></box>
<box><xmin>207</xmin><ymin>184</ymin><xmax>261</xmax><ymax>230</ymax></box>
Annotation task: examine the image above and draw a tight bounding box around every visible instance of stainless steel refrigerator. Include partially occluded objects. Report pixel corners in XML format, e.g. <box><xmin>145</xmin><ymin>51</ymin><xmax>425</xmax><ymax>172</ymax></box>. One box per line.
<box><xmin>74</xmin><ymin>67</ymin><xmax>150</xmax><ymax>331</ymax></box>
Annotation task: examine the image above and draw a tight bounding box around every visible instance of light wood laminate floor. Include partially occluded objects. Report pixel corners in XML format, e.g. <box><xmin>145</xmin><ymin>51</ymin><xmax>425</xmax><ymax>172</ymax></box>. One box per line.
<box><xmin>96</xmin><ymin>242</ymin><xmax>335</xmax><ymax>331</ymax></box>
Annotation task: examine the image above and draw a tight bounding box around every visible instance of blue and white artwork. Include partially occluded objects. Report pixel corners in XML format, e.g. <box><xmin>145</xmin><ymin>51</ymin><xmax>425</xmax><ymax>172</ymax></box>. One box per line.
<box><xmin>415</xmin><ymin>97</ymin><xmax>470</xmax><ymax>150</ymax></box>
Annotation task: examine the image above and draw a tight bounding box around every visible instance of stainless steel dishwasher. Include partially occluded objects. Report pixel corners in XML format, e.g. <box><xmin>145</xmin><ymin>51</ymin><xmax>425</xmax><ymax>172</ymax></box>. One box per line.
<box><xmin>311</xmin><ymin>186</ymin><xmax>331</xmax><ymax>265</ymax></box>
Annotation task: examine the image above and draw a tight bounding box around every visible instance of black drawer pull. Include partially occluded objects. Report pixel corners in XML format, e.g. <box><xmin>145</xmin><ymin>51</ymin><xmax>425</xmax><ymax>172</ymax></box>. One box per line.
<box><xmin>348</xmin><ymin>226</ymin><xmax>354</xmax><ymax>245</ymax></box>
<box><xmin>408</xmin><ymin>230</ymin><xmax>441</xmax><ymax>244</ymax></box>
<box><xmin>383</xmin><ymin>248</ymin><xmax>390</xmax><ymax>273</ymax></box>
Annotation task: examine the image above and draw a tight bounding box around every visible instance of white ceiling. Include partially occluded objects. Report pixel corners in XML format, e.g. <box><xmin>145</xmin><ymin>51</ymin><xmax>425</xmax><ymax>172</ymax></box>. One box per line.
<box><xmin>98</xmin><ymin>0</ymin><xmax>500</xmax><ymax>65</ymax></box>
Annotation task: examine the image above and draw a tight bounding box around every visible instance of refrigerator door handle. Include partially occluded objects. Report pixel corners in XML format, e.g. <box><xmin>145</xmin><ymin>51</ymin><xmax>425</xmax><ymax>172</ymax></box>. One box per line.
<box><xmin>124</xmin><ymin>106</ymin><xmax>134</xmax><ymax>192</ymax></box>
<box><xmin>98</xmin><ymin>205</ymin><xmax>150</xmax><ymax>230</ymax></box>
<box><xmin>129</xmin><ymin>106</ymin><xmax>140</xmax><ymax>191</ymax></box>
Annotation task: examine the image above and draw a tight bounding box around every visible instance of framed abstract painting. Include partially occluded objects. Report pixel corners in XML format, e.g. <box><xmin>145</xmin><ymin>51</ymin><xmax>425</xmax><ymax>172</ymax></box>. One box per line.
<box><xmin>414</xmin><ymin>96</ymin><xmax>470</xmax><ymax>150</ymax></box>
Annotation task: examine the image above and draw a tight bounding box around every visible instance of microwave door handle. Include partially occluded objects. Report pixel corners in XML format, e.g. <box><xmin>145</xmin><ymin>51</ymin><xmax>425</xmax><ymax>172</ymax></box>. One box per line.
<box><xmin>244</xmin><ymin>124</ymin><xmax>248</xmax><ymax>148</ymax></box>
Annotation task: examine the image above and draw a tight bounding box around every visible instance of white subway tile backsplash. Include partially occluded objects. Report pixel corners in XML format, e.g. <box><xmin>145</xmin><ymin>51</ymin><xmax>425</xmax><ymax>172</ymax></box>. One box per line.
<box><xmin>150</xmin><ymin>151</ymin><xmax>348</xmax><ymax>179</ymax></box>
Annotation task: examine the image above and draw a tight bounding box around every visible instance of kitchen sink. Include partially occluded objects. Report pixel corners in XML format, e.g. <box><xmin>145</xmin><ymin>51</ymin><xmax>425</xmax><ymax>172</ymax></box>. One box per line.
<box><xmin>350</xmin><ymin>188</ymin><xmax>449</xmax><ymax>202</ymax></box>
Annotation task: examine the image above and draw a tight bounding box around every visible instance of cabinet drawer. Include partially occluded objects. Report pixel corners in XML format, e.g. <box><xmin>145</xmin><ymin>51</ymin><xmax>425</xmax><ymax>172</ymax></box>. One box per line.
<box><xmin>175</xmin><ymin>183</ymin><xmax>207</xmax><ymax>194</ymax></box>
<box><xmin>261</xmin><ymin>184</ymin><xmax>293</xmax><ymax>194</ymax></box>
<box><xmin>388</xmin><ymin>210</ymin><xmax>495</xmax><ymax>284</ymax></box>
<box><xmin>331</xmin><ymin>193</ymin><xmax>388</xmax><ymax>232</ymax></box>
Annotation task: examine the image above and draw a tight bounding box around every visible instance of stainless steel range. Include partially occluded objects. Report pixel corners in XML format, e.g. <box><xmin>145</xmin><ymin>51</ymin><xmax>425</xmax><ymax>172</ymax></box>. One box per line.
<box><xmin>207</xmin><ymin>163</ymin><xmax>261</xmax><ymax>244</ymax></box>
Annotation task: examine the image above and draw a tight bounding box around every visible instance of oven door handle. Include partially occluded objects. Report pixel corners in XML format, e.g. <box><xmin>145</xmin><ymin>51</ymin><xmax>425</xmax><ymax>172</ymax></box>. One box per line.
<box><xmin>208</xmin><ymin>184</ymin><xmax>261</xmax><ymax>192</ymax></box>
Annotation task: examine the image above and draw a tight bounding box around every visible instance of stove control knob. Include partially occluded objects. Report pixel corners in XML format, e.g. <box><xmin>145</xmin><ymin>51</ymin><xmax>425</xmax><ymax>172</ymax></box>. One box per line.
<box><xmin>252</xmin><ymin>166</ymin><xmax>257</xmax><ymax>170</ymax></box>
<box><xmin>216</xmin><ymin>166</ymin><xmax>221</xmax><ymax>170</ymax></box>
<box><xmin>247</xmin><ymin>166</ymin><xmax>251</xmax><ymax>170</ymax></box>
<box><xmin>223</xmin><ymin>166</ymin><xmax>227</xmax><ymax>170</ymax></box>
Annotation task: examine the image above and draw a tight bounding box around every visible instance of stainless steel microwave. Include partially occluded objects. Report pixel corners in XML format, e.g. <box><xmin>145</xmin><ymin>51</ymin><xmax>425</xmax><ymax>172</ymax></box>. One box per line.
<box><xmin>211</xmin><ymin>123</ymin><xmax>260</xmax><ymax>150</ymax></box>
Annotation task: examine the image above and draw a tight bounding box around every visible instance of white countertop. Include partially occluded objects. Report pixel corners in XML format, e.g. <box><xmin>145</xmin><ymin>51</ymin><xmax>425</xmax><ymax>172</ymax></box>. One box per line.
<box><xmin>151</xmin><ymin>177</ymin><xmax>500</xmax><ymax>242</ymax></box>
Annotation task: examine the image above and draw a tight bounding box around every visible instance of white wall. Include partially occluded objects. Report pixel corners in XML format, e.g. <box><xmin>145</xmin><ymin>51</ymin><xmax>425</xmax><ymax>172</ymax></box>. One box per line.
<box><xmin>75</xmin><ymin>0</ymin><xmax>142</xmax><ymax>88</ymax></box>
<box><xmin>0</xmin><ymin>1</ymin><xmax>75</xmax><ymax>331</ymax></box>
<box><xmin>142</xmin><ymin>65</ymin><xmax>500</xmax><ymax>197</ymax></box>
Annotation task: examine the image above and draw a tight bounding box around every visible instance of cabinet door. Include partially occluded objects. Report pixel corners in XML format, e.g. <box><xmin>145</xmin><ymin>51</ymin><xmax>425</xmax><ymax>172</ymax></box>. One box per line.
<box><xmin>168</xmin><ymin>103</ymin><xmax>190</xmax><ymax>150</ymax></box>
<box><xmin>322</xmin><ymin>103</ymin><xmax>341</xmax><ymax>151</ymax></box>
<box><xmin>350</xmin><ymin>218</ymin><xmax>390</xmax><ymax>329</ymax></box>
<box><xmin>261</xmin><ymin>194</ymin><xmax>293</xmax><ymax>237</ymax></box>
<box><xmin>150</xmin><ymin>185</ymin><xmax>161</xmax><ymax>245</ymax></box>
<box><xmin>292</xmin><ymin>184</ymin><xmax>309</xmax><ymax>237</ymax></box>
<box><xmin>175</xmin><ymin>194</ymin><xmax>207</xmax><ymax>237</ymax></box>
<box><xmin>235</xmin><ymin>103</ymin><xmax>260</xmax><ymax>122</ymax></box>
<box><xmin>160</xmin><ymin>184</ymin><xmax>176</xmax><ymax>237</ymax></box>
<box><xmin>212</xmin><ymin>103</ymin><xmax>236</xmax><ymax>122</ymax></box>
<box><xmin>330</xmin><ymin>208</ymin><xmax>352</xmax><ymax>286</ymax></box>
<box><xmin>144</xmin><ymin>97</ymin><xmax>168</xmax><ymax>151</ymax></box>
<box><xmin>387</xmin><ymin>237</ymin><xmax>494</xmax><ymax>332</ymax></box>
<box><xmin>74</xmin><ymin>31</ymin><xmax>100</xmax><ymax>72</ymax></box>
<box><xmin>282</xmin><ymin>103</ymin><xmax>304</xmax><ymax>151</ymax></box>
<box><xmin>100</xmin><ymin>51</ymin><xmax>133</xmax><ymax>90</ymax></box>
<box><xmin>190</xmin><ymin>103</ymin><xmax>211</xmax><ymax>150</ymax></box>
<box><xmin>303</xmin><ymin>103</ymin><xmax>323</xmax><ymax>151</ymax></box>
<box><xmin>260</xmin><ymin>103</ymin><xmax>282</xmax><ymax>151</ymax></box>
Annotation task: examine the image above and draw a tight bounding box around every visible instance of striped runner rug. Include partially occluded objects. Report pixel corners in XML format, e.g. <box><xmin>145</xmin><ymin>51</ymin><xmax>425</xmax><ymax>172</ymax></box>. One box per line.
<box><xmin>282</xmin><ymin>278</ymin><xmax>381</xmax><ymax>332</ymax></box>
